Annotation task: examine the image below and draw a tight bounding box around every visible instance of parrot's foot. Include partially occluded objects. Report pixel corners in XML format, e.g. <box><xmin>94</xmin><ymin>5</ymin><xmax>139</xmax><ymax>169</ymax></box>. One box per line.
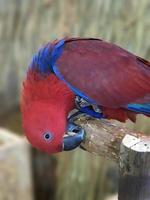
<box><xmin>75</xmin><ymin>96</ymin><xmax>91</xmax><ymax>108</ymax></box>
<box><xmin>75</xmin><ymin>96</ymin><xmax>104</xmax><ymax>119</ymax></box>
<box><xmin>75</xmin><ymin>96</ymin><xmax>101</xmax><ymax>112</ymax></box>
<box><xmin>63</xmin><ymin>123</ymin><xmax>85</xmax><ymax>151</ymax></box>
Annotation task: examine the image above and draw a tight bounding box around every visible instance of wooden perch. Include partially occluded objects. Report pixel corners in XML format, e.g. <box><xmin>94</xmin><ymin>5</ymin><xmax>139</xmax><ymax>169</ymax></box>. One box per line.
<box><xmin>75</xmin><ymin>115</ymin><xmax>150</xmax><ymax>200</ymax></box>
<box><xmin>118</xmin><ymin>135</ymin><xmax>150</xmax><ymax>200</ymax></box>
<box><xmin>74</xmin><ymin>115</ymin><xmax>150</xmax><ymax>162</ymax></box>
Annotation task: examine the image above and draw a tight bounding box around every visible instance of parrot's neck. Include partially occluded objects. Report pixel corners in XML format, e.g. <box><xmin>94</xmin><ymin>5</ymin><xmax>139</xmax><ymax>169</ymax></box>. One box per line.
<box><xmin>28</xmin><ymin>39</ymin><xmax>65</xmax><ymax>74</ymax></box>
<box><xmin>23</xmin><ymin>70</ymin><xmax>75</xmax><ymax>116</ymax></box>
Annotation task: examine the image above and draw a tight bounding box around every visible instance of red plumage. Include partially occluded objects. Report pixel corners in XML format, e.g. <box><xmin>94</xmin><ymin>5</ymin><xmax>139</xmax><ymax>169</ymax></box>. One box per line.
<box><xmin>22</xmin><ymin>70</ymin><xmax>75</xmax><ymax>111</ymax></box>
<box><xmin>21</xmin><ymin>70</ymin><xmax>75</xmax><ymax>153</ymax></box>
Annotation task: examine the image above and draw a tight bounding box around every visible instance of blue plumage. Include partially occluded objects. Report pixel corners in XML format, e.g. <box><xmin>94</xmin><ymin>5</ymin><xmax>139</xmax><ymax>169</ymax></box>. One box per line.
<box><xmin>50</xmin><ymin>39</ymin><xmax>65</xmax><ymax>66</ymax></box>
<box><xmin>29</xmin><ymin>39</ymin><xmax>65</xmax><ymax>74</ymax></box>
<box><xmin>127</xmin><ymin>103</ymin><xmax>150</xmax><ymax>115</ymax></box>
<box><xmin>29</xmin><ymin>43</ymin><xmax>53</xmax><ymax>73</ymax></box>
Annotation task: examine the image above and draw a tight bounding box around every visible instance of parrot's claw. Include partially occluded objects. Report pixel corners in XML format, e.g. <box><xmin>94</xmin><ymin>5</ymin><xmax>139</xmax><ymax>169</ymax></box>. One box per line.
<box><xmin>75</xmin><ymin>96</ymin><xmax>91</xmax><ymax>109</ymax></box>
<box><xmin>75</xmin><ymin>96</ymin><xmax>102</xmax><ymax>114</ymax></box>
<box><xmin>92</xmin><ymin>105</ymin><xmax>102</xmax><ymax>113</ymax></box>
<box><xmin>67</xmin><ymin>109</ymin><xmax>83</xmax><ymax>123</ymax></box>
<box><xmin>63</xmin><ymin>123</ymin><xmax>85</xmax><ymax>151</ymax></box>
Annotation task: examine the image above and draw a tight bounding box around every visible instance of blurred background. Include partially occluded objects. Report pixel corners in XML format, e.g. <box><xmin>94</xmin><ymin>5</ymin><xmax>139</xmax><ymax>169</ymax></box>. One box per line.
<box><xmin>0</xmin><ymin>0</ymin><xmax>150</xmax><ymax>200</ymax></box>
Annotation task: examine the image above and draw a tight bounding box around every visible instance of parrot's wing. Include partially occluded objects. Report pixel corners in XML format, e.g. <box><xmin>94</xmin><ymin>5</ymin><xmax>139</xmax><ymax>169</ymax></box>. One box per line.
<box><xmin>55</xmin><ymin>38</ymin><xmax>150</xmax><ymax>108</ymax></box>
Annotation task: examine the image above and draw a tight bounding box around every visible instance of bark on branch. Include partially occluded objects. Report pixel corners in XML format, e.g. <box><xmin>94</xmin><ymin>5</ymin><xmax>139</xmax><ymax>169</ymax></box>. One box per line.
<box><xmin>75</xmin><ymin>115</ymin><xmax>150</xmax><ymax>200</ymax></box>
<box><xmin>74</xmin><ymin>115</ymin><xmax>150</xmax><ymax>162</ymax></box>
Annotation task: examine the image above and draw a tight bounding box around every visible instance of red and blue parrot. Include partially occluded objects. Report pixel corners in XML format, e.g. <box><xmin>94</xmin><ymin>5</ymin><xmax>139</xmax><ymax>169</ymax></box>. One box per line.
<box><xmin>21</xmin><ymin>38</ymin><xmax>150</xmax><ymax>154</ymax></box>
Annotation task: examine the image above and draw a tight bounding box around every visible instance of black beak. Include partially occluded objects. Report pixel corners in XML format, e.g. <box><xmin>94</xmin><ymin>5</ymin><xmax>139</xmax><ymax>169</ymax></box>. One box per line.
<box><xmin>63</xmin><ymin>123</ymin><xmax>85</xmax><ymax>151</ymax></box>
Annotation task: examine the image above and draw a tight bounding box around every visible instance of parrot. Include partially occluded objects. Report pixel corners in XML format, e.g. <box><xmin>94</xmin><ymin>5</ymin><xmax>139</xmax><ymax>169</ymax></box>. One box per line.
<box><xmin>21</xmin><ymin>37</ymin><xmax>150</xmax><ymax>154</ymax></box>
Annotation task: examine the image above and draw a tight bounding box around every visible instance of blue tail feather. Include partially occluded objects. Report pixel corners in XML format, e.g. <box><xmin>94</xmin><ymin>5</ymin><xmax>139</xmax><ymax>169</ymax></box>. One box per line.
<box><xmin>127</xmin><ymin>103</ymin><xmax>150</xmax><ymax>115</ymax></box>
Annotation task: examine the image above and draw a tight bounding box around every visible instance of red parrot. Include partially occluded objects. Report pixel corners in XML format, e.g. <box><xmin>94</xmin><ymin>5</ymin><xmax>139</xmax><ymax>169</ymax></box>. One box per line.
<box><xmin>21</xmin><ymin>38</ymin><xmax>150</xmax><ymax>153</ymax></box>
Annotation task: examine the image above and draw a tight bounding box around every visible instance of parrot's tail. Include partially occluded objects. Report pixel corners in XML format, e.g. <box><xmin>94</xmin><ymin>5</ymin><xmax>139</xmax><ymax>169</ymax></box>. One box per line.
<box><xmin>127</xmin><ymin>103</ymin><xmax>150</xmax><ymax>115</ymax></box>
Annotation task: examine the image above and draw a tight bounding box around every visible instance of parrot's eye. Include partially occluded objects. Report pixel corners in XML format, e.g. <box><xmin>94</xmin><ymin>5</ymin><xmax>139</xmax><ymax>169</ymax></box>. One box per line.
<box><xmin>43</xmin><ymin>132</ymin><xmax>53</xmax><ymax>142</ymax></box>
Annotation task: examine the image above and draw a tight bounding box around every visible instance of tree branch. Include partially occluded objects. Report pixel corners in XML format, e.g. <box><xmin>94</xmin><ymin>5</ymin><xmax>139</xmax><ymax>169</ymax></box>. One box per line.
<box><xmin>74</xmin><ymin>115</ymin><xmax>149</xmax><ymax>162</ymax></box>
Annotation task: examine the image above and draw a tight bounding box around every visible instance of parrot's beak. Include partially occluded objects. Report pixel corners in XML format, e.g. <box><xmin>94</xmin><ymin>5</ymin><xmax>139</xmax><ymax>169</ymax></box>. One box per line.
<box><xmin>63</xmin><ymin>123</ymin><xmax>85</xmax><ymax>151</ymax></box>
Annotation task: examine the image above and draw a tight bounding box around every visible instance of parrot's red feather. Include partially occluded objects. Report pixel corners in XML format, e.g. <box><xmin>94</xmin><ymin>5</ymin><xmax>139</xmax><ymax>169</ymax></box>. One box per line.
<box><xmin>102</xmin><ymin>107</ymin><xmax>136</xmax><ymax>122</ymax></box>
<box><xmin>21</xmin><ymin>70</ymin><xmax>76</xmax><ymax>153</ymax></box>
<box><xmin>21</xmin><ymin>69</ymin><xmax>75</xmax><ymax>114</ymax></box>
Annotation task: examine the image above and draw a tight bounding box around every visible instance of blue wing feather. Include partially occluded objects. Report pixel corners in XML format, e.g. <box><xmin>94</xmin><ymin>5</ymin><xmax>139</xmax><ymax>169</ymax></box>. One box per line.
<box><xmin>127</xmin><ymin>103</ymin><xmax>150</xmax><ymax>115</ymax></box>
<box><xmin>29</xmin><ymin>43</ymin><xmax>53</xmax><ymax>73</ymax></box>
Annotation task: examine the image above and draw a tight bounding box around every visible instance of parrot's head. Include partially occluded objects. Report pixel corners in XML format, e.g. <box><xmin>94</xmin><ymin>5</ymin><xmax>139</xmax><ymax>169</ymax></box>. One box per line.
<box><xmin>21</xmin><ymin>72</ymin><xmax>85</xmax><ymax>154</ymax></box>
<box><xmin>22</xmin><ymin>102</ymin><xmax>67</xmax><ymax>153</ymax></box>
<box><xmin>22</xmin><ymin>101</ymin><xmax>85</xmax><ymax>154</ymax></box>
